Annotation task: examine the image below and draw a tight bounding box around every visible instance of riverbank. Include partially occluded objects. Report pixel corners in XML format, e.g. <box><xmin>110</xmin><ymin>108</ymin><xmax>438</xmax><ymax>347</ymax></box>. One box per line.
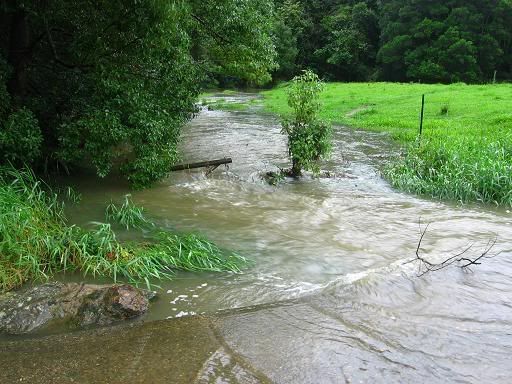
<box><xmin>0</xmin><ymin>166</ymin><xmax>247</xmax><ymax>292</ymax></box>
<box><xmin>261</xmin><ymin>82</ymin><xmax>512</xmax><ymax>206</ymax></box>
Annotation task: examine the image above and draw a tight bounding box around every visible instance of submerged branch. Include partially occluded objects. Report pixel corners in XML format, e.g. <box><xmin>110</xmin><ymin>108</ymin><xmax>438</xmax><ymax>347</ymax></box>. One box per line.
<box><xmin>404</xmin><ymin>221</ymin><xmax>500</xmax><ymax>276</ymax></box>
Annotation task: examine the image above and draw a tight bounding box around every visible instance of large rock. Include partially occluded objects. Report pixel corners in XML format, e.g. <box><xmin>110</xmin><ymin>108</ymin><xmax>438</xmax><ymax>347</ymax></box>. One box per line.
<box><xmin>0</xmin><ymin>282</ymin><xmax>154</xmax><ymax>335</ymax></box>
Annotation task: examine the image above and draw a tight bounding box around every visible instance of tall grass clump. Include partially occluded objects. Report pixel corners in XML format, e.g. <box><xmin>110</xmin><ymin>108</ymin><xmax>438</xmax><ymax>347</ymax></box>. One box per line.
<box><xmin>0</xmin><ymin>166</ymin><xmax>248</xmax><ymax>292</ymax></box>
<box><xmin>386</xmin><ymin>137</ymin><xmax>512</xmax><ymax>206</ymax></box>
<box><xmin>142</xmin><ymin>232</ymin><xmax>247</xmax><ymax>273</ymax></box>
<box><xmin>105</xmin><ymin>194</ymin><xmax>151</xmax><ymax>229</ymax></box>
<box><xmin>0</xmin><ymin>166</ymin><xmax>69</xmax><ymax>290</ymax></box>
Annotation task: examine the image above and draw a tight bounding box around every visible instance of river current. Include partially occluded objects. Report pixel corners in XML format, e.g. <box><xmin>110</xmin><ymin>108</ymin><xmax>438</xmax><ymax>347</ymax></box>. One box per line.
<box><xmin>62</xmin><ymin>93</ymin><xmax>512</xmax><ymax>383</ymax></box>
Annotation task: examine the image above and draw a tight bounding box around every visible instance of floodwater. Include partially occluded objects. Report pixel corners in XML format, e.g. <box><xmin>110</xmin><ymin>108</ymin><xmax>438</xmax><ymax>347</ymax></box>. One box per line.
<box><xmin>27</xmin><ymin>94</ymin><xmax>512</xmax><ymax>382</ymax></box>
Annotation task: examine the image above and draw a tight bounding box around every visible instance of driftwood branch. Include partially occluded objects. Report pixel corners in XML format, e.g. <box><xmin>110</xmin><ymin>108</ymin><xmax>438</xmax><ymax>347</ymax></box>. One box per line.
<box><xmin>169</xmin><ymin>158</ymin><xmax>232</xmax><ymax>172</ymax></box>
<box><xmin>404</xmin><ymin>221</ymin><xmax>500</xmax><ymax>276</ymax></box>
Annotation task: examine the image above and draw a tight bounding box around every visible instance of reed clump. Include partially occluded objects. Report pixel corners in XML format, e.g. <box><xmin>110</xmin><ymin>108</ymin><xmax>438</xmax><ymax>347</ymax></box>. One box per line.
<box><xmin>386</xmin><ymin>137</ymin><xmax>512</xmax><ymax>205</ymax></box>
<box><xmin>0</xmin><ymin>166</ymin><xmax>247</xmax><ymax>292</ymax></box>
<box><xmin>105</xmin><ymin>194</ymin><xmax>151</xmax><ymax>229</ymax></box>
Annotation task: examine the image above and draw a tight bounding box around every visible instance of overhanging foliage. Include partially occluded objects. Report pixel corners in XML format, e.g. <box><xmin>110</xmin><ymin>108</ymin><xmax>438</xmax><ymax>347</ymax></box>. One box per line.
<box><xmin>0</xmin><ymin>0</ymin><xmax>276</xmax><ymax>187</ymax></box>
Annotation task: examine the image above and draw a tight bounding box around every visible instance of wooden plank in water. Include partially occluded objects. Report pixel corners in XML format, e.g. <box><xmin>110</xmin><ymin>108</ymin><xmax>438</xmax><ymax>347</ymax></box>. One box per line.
<box><xmin>169</xmin><ymin>158</ymin><xmax>232</xmax><ymax>172</ymax></box>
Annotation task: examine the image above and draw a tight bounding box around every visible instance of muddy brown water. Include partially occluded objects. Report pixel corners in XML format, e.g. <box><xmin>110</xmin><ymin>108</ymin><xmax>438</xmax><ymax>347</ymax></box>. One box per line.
<box><xmin>2</xmin><ymin>93</ymin><xmax>512</xmax><ymax>383</ymax></box>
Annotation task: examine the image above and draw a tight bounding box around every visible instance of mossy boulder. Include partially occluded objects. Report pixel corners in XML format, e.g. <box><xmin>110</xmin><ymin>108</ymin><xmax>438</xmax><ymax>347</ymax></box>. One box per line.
<box><xmin>0</xmin><ymin>282</ymin><xmax>155</xmax><ymax>335</ymax></box>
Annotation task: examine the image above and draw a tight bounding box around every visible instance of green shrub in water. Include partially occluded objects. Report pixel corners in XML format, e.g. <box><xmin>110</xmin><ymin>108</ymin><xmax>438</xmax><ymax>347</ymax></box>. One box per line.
<box><xmin>281</xmin><ymin>70</ymin><xmax>332</xmax><ymax>176</ymax></box>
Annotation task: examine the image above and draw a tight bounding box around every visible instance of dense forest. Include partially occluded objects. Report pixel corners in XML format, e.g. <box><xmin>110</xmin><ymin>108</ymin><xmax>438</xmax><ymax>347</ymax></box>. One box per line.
<box><xmin>273</xmin><ymin>0</ymin><xmax>512</xmax><ymax>83</ymax></box>
<box><xmin>1</xmin><ymin>0</ymin><xmax>511</xmax><ymax>185</ymax></box>
<box><xmin>0</xmin><ymin>1</ymin><xmax>276</xmax><ymax>187</ymax></box>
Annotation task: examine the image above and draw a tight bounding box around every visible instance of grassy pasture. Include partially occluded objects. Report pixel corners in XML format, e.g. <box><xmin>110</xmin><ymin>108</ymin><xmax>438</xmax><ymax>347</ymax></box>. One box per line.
<box><xmin>262</xmin><ymin>82</ymin><xmax>512</xmax><ymax>206</ymax></box>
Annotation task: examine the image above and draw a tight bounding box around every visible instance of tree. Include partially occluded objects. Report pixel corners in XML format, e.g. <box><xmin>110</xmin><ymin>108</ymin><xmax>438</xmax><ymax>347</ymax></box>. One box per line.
<box><xmin>272</xmin><ymin>0</ymin><xmax>308</xmax><ymax>80</ymax></box>
<box><xmin>0</xmin><ymin>0</ymin><xmax>276</xmax><ymax>188</ymax></box>
<box><xmin>378</xmin><ymin>0</ymin><xmax>512</xmax><ymax>83</ymax></box>
<box><xmin>281</xmin><ymin>70</ymin><xmax>331</xmax><ymax>176</ymax></box>
<box><xmin>270</xmin><ymin>0</ymin><xmax>512</xmax><ymax>83</ymax></box>
<box><xmin>315</xmin><ymin>2</ymin><xmax>379</xmax><ymax>81</ymax></box>
<box><xmin>272</xmin><ymin>0</ymin><xmax>380</xmax><ymax>81</ymax></box>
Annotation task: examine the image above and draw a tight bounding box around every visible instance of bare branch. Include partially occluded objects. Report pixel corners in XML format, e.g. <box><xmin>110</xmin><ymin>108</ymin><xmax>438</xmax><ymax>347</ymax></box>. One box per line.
<box><xmin>405</xmin><ymin>222</ymin><xmax>500</xmax><ymax>277</ymax></box>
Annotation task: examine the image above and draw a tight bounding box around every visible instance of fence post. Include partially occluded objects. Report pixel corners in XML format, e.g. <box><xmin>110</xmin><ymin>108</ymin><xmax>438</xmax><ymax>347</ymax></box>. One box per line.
<box><xmin>419</xmin><ymin>94</ymin><xmax>425</xmax><ymax>138</ymax></box>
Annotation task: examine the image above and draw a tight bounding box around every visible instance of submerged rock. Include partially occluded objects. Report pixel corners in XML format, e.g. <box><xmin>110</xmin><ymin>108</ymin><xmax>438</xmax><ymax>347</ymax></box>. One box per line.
<box><xmin>0</xmin><ymin>282</ymin><xmax>154</xmax><ymax>335</ymax></box>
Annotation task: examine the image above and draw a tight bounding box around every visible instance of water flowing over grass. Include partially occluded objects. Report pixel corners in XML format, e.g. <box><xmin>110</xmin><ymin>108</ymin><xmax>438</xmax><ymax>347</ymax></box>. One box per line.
<box><xmin>0</xmin><ymin>167</ymin><xmax>248</xmax><ymax>292</ymax></box>
<box><xmin>262</xmin><ymin>83</ymin><xmax>512</xmax><ymax>206</ymax></box>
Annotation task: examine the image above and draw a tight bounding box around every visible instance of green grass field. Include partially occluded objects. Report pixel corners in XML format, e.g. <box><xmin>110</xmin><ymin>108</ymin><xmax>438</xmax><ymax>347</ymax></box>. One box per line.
<box><xmin>262</xmin><ymin>83</ymin><xmax>512</xmax><ymax>206</ymax></box>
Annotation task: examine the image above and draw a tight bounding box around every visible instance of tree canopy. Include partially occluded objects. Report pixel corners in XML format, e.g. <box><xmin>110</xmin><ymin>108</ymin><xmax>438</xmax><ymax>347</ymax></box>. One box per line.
<box><xmin>272</xmin><ymin>0</ymin><xmax>512</xmax><ymax>83</ymax></box>
<box><xmin>0</xmin><ymin>0</ymin><xmax>276</xmax><ymax>187</ymax></box>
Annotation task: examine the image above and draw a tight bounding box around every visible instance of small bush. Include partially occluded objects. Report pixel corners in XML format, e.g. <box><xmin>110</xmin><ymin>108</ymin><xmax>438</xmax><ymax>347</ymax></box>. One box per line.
<box><xmin>263</xmin><ymin>170</ymin><xmax>285</xmax><ymax>185</ymax></box>
<box><xmin>0</xmin><ymin>108</ymin><xmax>42</xmax><ymax>163</ymax></box>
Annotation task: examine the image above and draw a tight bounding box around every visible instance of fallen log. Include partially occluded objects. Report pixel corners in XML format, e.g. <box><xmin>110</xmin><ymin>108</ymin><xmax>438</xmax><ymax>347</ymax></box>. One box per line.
<box><xmin>169</xmin><ymin>157</ymin><xmax>232</xmax><ymax>172</ymax></box>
